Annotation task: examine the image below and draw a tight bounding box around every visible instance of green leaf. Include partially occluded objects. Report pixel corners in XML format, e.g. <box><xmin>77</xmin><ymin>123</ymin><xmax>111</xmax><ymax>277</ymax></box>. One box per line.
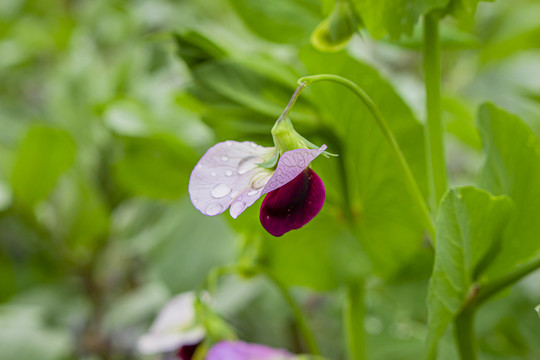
<box><xmin>173</xmin><ymin>30</ymin><xmax>227</xmax><ymax>69</ymax></box>
<box><xmin>351</xmin><ymin>0</ymin><xmax>448</xmax><ymax>39</ymax></box>
<box><xmin>228</xmin><ymin>0</ymin><xmax>321</xmax><ymax>44</ymax></box>
<box><xmin>263</xmin><ymin>213</ymin><xmax>370</xmax><ymax>291</ymax></box>
<box><xmin>11</xmin><ymin>126</ymin><xmax>76</xmax><ymax>209</ymax></box>
<box><xmin>300</xmin><ymin>48</ymin><xmax>428</xmax><ymax>278</ymax></box>
<box><xmin>426</xmin><ymin>186</ymin><xmax>512</xmax><ymax>356</ymax></box>
<box><xmin>113</xmin><ymin>134</ymin><xmax>197</xmax><ymax>200</ymax></box>
<box><xmin>476</xmin><ymin>103</ymin><xmax>540</xmax><ymax>278</ymax></box>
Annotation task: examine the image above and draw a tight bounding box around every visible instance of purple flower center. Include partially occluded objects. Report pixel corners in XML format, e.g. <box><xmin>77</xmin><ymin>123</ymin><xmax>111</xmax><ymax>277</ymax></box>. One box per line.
<box><xmin>260</xmin><ymin>168</ymin><xmax>325</xmax><ymax>237</ymax></box>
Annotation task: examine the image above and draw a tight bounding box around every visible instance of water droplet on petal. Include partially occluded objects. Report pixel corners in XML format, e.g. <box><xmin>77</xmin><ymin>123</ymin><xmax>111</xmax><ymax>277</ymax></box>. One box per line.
<box><xmin>247</xmin><ymin>190</ymin><xmax>259</xmax><ymax>196</ymax></box>
<box><xmin>221</xmin><ymin>156</ymin><xmax>229</xmax><ymax>162</ymax></box>
<box><xmin>197</xmin><ymin>164</ymin><xmax>203</xmax><ymax>169</ymax></box>
<box><xmin>206</xmin><ymin>203</ymin><xmax>223</xmax><ymax>216</ymax></box>
<box><xmin>225</xmin><ymin>170</ymin><xmax>232</xmax><ymax>176</ymax></box>
<box><xmin>211</xmin><ymin>184</ymin><xmax>231</xmax><ymax>198</ymax></box>
<box><xmin>238</xmin><ymin>156</ymin><xmax>260</xmax><ymax>175</ymax></box>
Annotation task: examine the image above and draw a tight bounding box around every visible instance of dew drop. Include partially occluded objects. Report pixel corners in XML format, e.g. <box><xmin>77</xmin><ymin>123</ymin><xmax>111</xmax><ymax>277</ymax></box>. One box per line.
<box><xmin>197</xmin><ymin>164</ymin><xmax>203</xmax><ymax>169</ymax></box>
<box><xmin>247</xmin><ymin>190</ymin><xmax>259</xmax><ymax>196</ymax></box>
<box><xmin>211</xmin><ymin>184</ymin><xmax>231</xmax><ymax>198</ymax></box>
<box><xmin>221</xmin><ymin>156</ymin><xmax>229</xmax><ymax>162</ymax></box>
<box><xmin>225</xmin><ymin>170</ymin><xmax>232</xmax><ymax>176</ymax></box>
<box><xmin>237</xmin><ymin>156</ymin><xmax>260</xmax><ymax>174</ymax></box>
<box><xmin>206</xmin><ymin>203</ymin><xmax>223</xmax><ymax>216</ymax></box>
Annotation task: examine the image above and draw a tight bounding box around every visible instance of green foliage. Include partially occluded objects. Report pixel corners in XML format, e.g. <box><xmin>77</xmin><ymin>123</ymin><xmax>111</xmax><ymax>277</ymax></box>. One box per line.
<box><xmin>3</xmin><ymin>0</ymin><xmax>540</xmax><ymax>359</ymax></box>
<box><xmin>427</xmin><ymin>186</ymin><xmax>512</xmax><ymax>355</ymax></box>
<box><xmin>11</xmin><ymin>126</ymin><xmax>76</xmax><ymax>209</ymax></box>
<box><xmin>300</xmin><ymin>48</ymin><xmax>428</xmax><ymax>278</ymax></box>
<box><xmin>311</xmin><ymin>0</ymin><xmax>358</xmax><ymax>52</ymax></box>
<box><xmin>113</xmin><ymin>134</ymin><xmax>197</xmax><ymax>199</ymax></box>
<box><xmin>227</xmin><ymin>0</ymin><xmax>321</xmax><ymax>44</ymax></box>
<box><xmin>476</xmin><ymin>103</ymin><xmax>540</xmax><ymax>278</ymax></box>
<box><xmin>351</xmin><ymin>0</ymin><xmax>448</xmax><ymax>39</ymax></box>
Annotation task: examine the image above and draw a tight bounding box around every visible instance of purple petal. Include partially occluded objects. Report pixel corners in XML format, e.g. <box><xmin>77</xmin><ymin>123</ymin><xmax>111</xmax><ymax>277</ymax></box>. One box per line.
<box><xmin>260</xmin><ymin>168</ymin><xmax>325</xmax><ymax>237</ymax></box>
<box><xmin>206</xmin><ymin>341</ymin><xmax>293</xmax><ymax>360</ymax></box>
<box><xmin>262</xmin><ymin>145</ymin><xmax>327</xmax><ymax>195</ymax></box>
<box><xmin>189</xmin><ymin>141</ymin><xmax>275</xmax><ymax>218</ymax></box>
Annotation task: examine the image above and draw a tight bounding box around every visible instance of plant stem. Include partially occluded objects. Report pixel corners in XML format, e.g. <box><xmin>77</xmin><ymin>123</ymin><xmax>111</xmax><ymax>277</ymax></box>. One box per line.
<box><xmin>453</xmin><ymin>257</ymin><xmax>540</xmax><ymax>360</ymax></box>
<box><xmin>254</xmin><ymin>266</ymin><xmax>321</xmax><ymax>355</ymax></box>
<box><xmin>476</xmin><ymin>256</ymin><xmax>540</xmax><ymax>306</ymax></box>
<box><xmin>298</xmin><ymin>74</ymin><xmax>435</xmax><ymax>238</ymax></box>
<box><xmin>423</xmin><ymin>11</ymin><xmax>447</xmax><ymax>208</ymax></box>
<box><xmin>454</xmin><ymin>309</ymin><xmax>477</xmax><ymax>360</ymax></box>
<box><xmin>344</xmin><ymin>280</ymin><xmax>366</xmax><ymax>360</ymax></box>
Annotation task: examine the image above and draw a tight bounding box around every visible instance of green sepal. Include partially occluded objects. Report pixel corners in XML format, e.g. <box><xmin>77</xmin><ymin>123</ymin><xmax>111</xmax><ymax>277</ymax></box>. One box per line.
<box><xmin>257</xmin><ymin>151</ymin><xmax>279</xmax><ymax>169</ymax></box>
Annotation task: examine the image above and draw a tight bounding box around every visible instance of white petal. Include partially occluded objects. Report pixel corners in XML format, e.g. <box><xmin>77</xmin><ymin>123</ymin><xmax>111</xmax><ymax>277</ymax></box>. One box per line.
<box><xmin>189</xmin><ymin>141</ymin><xmax>275</xmax><ymax>217</ymax></box>
<box><xmin>137</xmin><ymin>328</ymin><xmax>205</xmax><ymax>354</ymax></box>
<box><xmin>136</xmin><ymin>292</ymin><xmax>205</xmax><ymax>354</ymax></box>
<box><xmin>262</xmin><ymin>145</ymin><xmax>327</xmax><ymax>195</ymax></box>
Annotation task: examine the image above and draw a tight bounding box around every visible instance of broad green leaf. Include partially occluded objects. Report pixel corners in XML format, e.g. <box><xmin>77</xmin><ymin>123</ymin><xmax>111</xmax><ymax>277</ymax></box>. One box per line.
<box><xmin>191</xmin><ymin>60</ymin><xmax>316</xmax><ymax>124</ymax></box>
<box><xmin>476</xmin><ymin>103</ymin><xmax>540</xmax><ymax>278</ymax></box>
<box><xmin>173</xmin><ymin>30</ymin><xmax>227</xmax><ymax>69</ymax></box>
<box><xmin>263</xmin><ymin>213</ymin><xmax>370</xmax><ymax>291</ymax></box>
<box><xmin>11</xmin><ymin>126</ymin><xmax>76</xmax><ymax>209</ymax></box>
<box><xmin>426</xmin><ymin>186</ymin><xmax>512</xmax><ymax>356</ymax></box>
<box><xmin>113</xmin><ymin>134</ymin><xmax>197</xmax><ymax>200</ymax></box>
<box><xmin>227</xmin><ymin>0</ymin><xmax>321</xmax><ymax>44</ymax></box>
<box><xmin>351</xmin><ymin>0</ymin><xmax>448</xmax><ymax>39</ymax></box>
<box><xmin>300</xmin><ymin>48</ymin><xmax>428</xmax><ymax>278</ymax></box>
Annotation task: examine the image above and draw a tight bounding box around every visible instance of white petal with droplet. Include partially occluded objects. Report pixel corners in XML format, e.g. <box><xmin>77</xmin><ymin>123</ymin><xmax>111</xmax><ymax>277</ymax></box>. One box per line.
<box><xmin>189</xmin><ymin>141</ymin><xmax>275</xmax><ymax>218</ymax></box>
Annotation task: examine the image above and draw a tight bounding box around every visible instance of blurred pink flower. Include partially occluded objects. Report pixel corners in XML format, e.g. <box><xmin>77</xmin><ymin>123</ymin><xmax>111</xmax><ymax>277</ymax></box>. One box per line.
<box><xmin>189</xmin><ymin>141</ymin><xmax>326</xmax><ymax>236</ymax></box>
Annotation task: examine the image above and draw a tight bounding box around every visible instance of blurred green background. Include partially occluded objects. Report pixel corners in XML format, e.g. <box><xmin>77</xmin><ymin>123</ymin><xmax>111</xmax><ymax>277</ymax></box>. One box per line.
<box><xmin>1</xmin><ymin>0</ymin><xmax>540</xmax><ymax>359</ymax></box>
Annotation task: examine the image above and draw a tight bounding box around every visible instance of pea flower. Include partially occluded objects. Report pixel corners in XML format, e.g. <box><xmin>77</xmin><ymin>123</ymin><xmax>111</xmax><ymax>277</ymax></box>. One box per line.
<box><xmin>137</xmin><ymin>292</ymin><xmax>205</xmax><ymax>360</ymax></box>
<box><xmin>189</xmin><ymin>116</ymin><xmax>329</xmax><ymax>237</ymax></box>
<box><xmin>206</xmin><ymin>341</ymin><xmax>294</xmax><ymax>360</ymax></box>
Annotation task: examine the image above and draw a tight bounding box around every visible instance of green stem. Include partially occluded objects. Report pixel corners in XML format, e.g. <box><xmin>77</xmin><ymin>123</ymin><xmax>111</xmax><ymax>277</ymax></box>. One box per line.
<box><xmin>298</xmin><ymin>74</ymin><xmax>435</xmax><ymax>238</ymax></box>
<box><xmin>454</xmin><ymin>309</ymin><xmax>477</xmax><ymax>360</ymax></box>
<box><xmin>254</xmin><ymin>265</ymin><xmax>321</xmax><ymax>355</ymax></box>
<box><xmin>476</xmin><ymin>257</ymin><xmax>540</xmax><ymax>306</ymax></box>
<box><xmin>344</xmin><ymin>281</ymin><xmax>366</xmax><ymax>360</ymax></box>
<box><xmin>423</xmin><ymin>11</ymin><xmax>447</xmax><ymax>208</ymax></box>
<box><xmin>453</xmin><ymin>256</ymin><xmax>540</xmax><ymax>360</ymax></box>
